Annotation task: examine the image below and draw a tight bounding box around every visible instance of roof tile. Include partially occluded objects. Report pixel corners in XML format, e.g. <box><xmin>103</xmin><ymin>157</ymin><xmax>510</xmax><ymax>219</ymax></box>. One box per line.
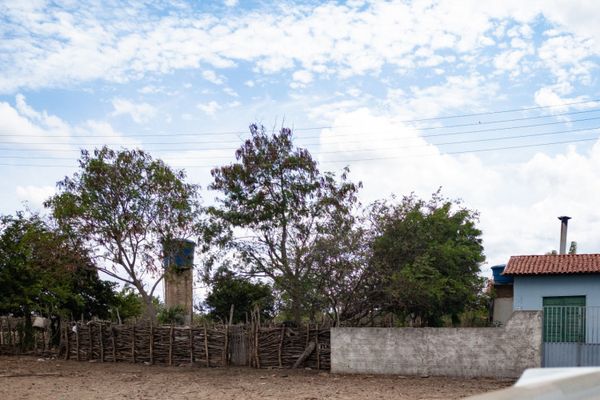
<box><xmin>504</xmin><ymin>254</ymin><xmax>600</xmax><ymax>275</ymax></box>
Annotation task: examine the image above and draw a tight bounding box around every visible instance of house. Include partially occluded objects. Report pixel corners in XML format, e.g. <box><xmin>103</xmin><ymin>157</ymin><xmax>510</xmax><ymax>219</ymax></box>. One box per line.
<box><xmin>504</xmin><ymin>254</ymin><xmax>600</xmax><ymax>311</ymax></box>
<box><xmin>503</xmin><ymin>253</ymin><xmax>600</xmax><ymax>366</ymax></box>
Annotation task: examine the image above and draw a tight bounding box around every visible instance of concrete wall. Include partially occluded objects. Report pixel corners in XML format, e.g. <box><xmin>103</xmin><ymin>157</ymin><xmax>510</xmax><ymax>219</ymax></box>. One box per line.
<box><xmin>513</xmin><ymin>275</ymin><xmax>600</xmax><ymax>310</ymax></box>
<box><xmin>331</xmin><ymin>311</ymin><xmax>542</xmax><ymax>378</ymax></box>
<box><xmin>493</xmin><ymin>297</ymin><xmax>513</xmax><ymax>326</ymax></box>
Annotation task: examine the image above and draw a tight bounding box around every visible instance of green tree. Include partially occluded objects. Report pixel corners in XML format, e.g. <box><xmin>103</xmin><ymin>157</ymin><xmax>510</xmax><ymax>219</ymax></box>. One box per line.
<box><xmin>110</xmin><ymin>286</ymin><xmax>144</xmax><ymax>323</ymax></box>
<box><xmin>204</xmin><ymin>125</ymin><xmax>360</xmax><ymax>324</ymax></box>
<box><xmin>45</xmin><ymin>147</ymin><xmax>202</xmax><ymax>320</ymax></box>
<box><xmin>0</xmin><ymin>212</ymin><xmax>117</xmax><ymax>347</ymax></box>
<box><xmin>204</xmin><ymin>267</ymin><xmax>274</xmax><ymax>324</ymax></box>
<box><xmin>368</xmin><ymin>191</ymin><xmax>485</xmax><ymax>326</ymax></box>
<box><xmin>157</xmin><ymin>305</ymin><xmax>186</xmax><ymax>325</ymax></box>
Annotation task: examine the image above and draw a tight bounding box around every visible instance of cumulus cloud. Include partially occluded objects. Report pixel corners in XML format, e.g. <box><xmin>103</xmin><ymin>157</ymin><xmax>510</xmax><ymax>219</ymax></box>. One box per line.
<box><xmin>111</xmin><ymin>98</ymin><xmax>156</xmax><ymax>123</ymax></box>
<box><xmin>0</xmin><ymin>95</ymin><xmax>138</xmax><ymax>154</ymax></box>
<box><xmin>316</xmin><ymin>109</ymin><xmax>600</xmax><ymax>269</ymax></box>
<box><xmin>202</xmin><ymin>70</ymin><xmax>225</xmax><ymax>85</ymax></box>
<box><xmin>0</xmin><ymin>1</ymin><xmax>598</xmax><ymax>93</ymax></box>
<box><xmin>197</xmin><ymin>101</ymin><xmax>221</xmax><ymax>116</ymax></box>
<box><xmin>16</xmin><ymin>185</ymin><xmax>55</xmax><ymax>208</ymax></box>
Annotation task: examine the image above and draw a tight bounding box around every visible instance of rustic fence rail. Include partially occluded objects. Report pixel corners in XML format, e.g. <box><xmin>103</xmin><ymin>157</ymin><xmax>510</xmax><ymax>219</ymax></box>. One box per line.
<box><xmin>0</xmin><ymin>317</ymin><xmax>52</xmax><ymax>356</ymax></box>
<box><xmin>60</xmin><ymin>321</ymin><xmax>330</xmax><ymax>370</ymax></box>
<box><xmin>63</xmin><ymin>322</ymin><xmax>228</xmax><ymax>367</ymax></box>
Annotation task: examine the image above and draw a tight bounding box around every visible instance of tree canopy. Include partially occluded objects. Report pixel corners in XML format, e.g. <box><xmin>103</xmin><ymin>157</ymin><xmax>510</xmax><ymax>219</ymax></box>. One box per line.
<box><xmin>45</xmin><ymin>147</ymin><xmax>202</xmax><ymax>319</ymax></box>
<box><xmin>0</xmin><ymin>212</ymin><xmax>116</xmax><ymax>320</ymax></box>
<box><xmin>367</xmin><ymin>191</ymin><xmax>486</xmax><ymax>326</ymax></box>
<box><xmin>204</xmin><ymin>125</ymin><xmax>360</xmax><ymax>324</ymax></box>
<box><xmin>204</xmin><ymin>267</ymin><xmax>275</xmax><ymax>324</ymax></box>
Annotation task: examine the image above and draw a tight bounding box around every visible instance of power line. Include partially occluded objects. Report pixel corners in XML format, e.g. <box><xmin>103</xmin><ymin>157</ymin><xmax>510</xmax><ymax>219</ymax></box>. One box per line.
<box><xmin>0</xmin><ymin>135</ymin><xmax>597</xmax><ymax>168</ymax></box>
<box><xmin>2</xmin><ymin>115</ymin><xmax>600</xmax><ymax>149</ymax></box>
<box><xmin>0</xmin><ymin>107</ymin><xmax>599</xmax><ymax>140</ymax></box>
<box><xmin>0</xmin><ymin>99</ymin><xmax>598</xmax><ymax>140</ymax></box>
<box><xmin>1</xmin><ymin>125</ymin><xmax>599</xmax><ymax>160</ymax></box>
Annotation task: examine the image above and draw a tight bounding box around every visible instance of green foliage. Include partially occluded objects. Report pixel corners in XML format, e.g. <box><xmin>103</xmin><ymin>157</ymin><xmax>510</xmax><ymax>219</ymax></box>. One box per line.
<box><xmin>0</xmin><ymin>212</ymin><xmax>119</xmax><ymax>349</ymax></box>
<box><xmin>569</xmin><ymin>241</ymin><xmax>577</xmax><ymax>255</ymax></box>
<box><xmin>368</xmin><ymin>190</ymin><xmax>486</xmax><ymax>326</ymax></box>
<box><xmin>204</xmin><ymin>125</ymin><xmax>360</xmax><ymax>324</ymax></box>
<box><xmin>110</xmin><ymin>287</ymin><xmax>144</xmax><ymax>322</ymax></box>
<box><xmin>157</xmin><ymin>305</ymin><xmax>186</xmax><ymax>325</ymax></box>
<box><xmin>204</xmin><ymin>267</ymin><xmax>274</xmax><ymax>323</ymax></box>
<box><xmin>45</xmin><ymin>147</ymin><xmax>202</xmax><ymax>320</ymax></box>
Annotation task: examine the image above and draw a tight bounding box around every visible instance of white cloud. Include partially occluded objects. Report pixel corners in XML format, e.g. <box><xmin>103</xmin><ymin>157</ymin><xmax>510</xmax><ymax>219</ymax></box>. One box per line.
<box><xmin>16</xmin><ymin>185</ymin><xmax>55</xmax><ymax>208</ymax></box>
<box><xmin>197</xmin><ymin>101</ymin><xmax>221</xmax><ymax>116</ymax></box>
<box><xmin>1</xmin><ymin>1</ymin><xmax>598</xmax><ymax>92</ymax></box>
<box><xmin>316</xmin><ymin>109</ymin><xmax>600</xmax><ymax>267</ymax></box>
<box><xmin>224</xmin><ymin>0</ymin><xmax>238</xmax><ymax>7</ymax></box>
<box><xmin>111</xmin><ymin>98</ymin><xmax>156</xmax><ymax>123</ymax></box>
<box><xmin>202</xmin><ymin>70</ymin><xmax>225</xmax><ymax>85</ymax></box>
<box><xmin>0</xmin><ymin>95</ymin><xmax>139</xmax><ymax>155</ymax></box>
<box><xmin>386</xmin><ymin>74</ymin><xmax>500</xmax><ymax>120</ymax></box>
<box><xmin>290</xmin><ymin>70</ymin><xmax>314</xmax><ymax>88</ymax></box>
<box><xmin>223</xmin><ymin>87</ymin><xmax>239</xmax><ymax>97</ymax></box>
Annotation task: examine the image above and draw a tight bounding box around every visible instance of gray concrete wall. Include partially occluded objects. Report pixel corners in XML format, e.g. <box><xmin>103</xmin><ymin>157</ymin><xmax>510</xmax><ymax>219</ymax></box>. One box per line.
<box><xmin>331</xmin><ymin>311</ymin><xmax>542</xmax><ymax>378</ymax></box>
<box><xmin>493</xmin><ymin>297</ymin><xmax>514</xmax><ymax>326</ymax></box>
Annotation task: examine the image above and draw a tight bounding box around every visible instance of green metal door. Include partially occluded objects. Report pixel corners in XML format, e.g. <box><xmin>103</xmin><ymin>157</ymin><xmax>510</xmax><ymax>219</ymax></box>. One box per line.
<box><xmin>543</xmin><ymin>296</ymin><xmax>586</xmax><ymax>342</ymax></box>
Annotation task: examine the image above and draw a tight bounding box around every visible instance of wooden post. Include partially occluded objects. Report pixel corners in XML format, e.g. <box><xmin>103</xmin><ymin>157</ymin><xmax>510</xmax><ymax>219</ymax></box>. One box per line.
<box><xmin>131</xmin><ymin>325</ymin><xmax>136</xmax><ymax>363</ymax></box>
<box><xmin>254</xmin><ymin>321</ymin><xmax>260</xmax><ymax>368</ymax></box>
<box><xmin>0</xmin><ymin>318</ymin><xmax>3</xmax><ymax>345</ymax></box>
<box><xmin>64</xmin><ymin>325</ymin><xmax>70</xmax><ymax>360</ymax></box>
<box><xmin>315</xmin><ymin>324</ymin><xmax>320</xmax><ymax>370</ymax></box>
<box><xmin>223</xmin><ymin>324</ymin><xmax>229</xmax><ymax>367</ymax></box>
<box><xmin>189</xmin><ymin>327</ymin><xmax>194</xmax><ymax>364</ymax></box>
<box><xmin>88</xmin><ymin>325</ymin><xmax>93</xmax><ymax>360</ymax></box>
<box><xmin>99</xmin><ymin>323</ymin><xmax>104</xmax><ymax>362</ymax></box>
<box><xmin>278</xmin><ymin>326</ymin><xmax>285</xmax><ymax>368</ymax></box>
<box><xmin>7</xmin><ymin>318</ymin><xmax>12</xmax><ymax>347</ymax></box>
<box><xmin>293</xmin><ymin>341</ymin><xmax>316</xmax><ymax>369</ymax></box>
<box><xmin>168</xmin><ymin>325</ymin><xmax>174</xmax><ymax>366</ymax></box>
<box><xmin>149</xmin><ymin>323</ymin><xmax>154</xmax><ymax>365</ymax></box>
<box><xmin>111</xmin><ymin>327</ymin><xmax>116</xmax><ymax>362</ymax></box>
<box><xmin>203</xmin><ymin>323</ymin><xmax>209</xmax><ymax>368</ymax></box>
<box><xmin>75</xmin><ymin>324</ymin><xmax>80</xmax><ymax>361</ymax></box>
<box><xmin>305</xmin><ymin>323</ymin><xmax>310</xmax><ymax>347</ymax></box>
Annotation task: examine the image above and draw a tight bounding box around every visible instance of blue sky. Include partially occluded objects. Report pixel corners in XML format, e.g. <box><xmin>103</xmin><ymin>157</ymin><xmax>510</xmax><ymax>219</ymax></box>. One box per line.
<box><xmin>1</xmin><ymin>0</ymin><xmax>600</xmax><ymax>276</ymax></box>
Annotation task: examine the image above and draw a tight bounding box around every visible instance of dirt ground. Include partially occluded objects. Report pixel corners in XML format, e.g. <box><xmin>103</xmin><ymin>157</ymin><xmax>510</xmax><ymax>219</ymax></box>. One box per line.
<box><xmin>0</xmin><ymin>356</ymin><xmax>512</xmax><ymax>400</ymax></box>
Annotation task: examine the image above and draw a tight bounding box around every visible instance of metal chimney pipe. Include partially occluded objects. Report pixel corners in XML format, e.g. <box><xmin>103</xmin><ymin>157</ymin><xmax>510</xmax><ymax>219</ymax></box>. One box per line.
<box><xmin>558</xmin><ymin>216</ymin><xmax>571</xmax><ymax>255</ymax></box>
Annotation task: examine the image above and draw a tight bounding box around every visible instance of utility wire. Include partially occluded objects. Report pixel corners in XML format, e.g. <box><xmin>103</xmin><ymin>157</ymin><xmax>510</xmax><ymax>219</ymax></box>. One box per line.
<box><xmin>0</xmin><ymin>135</ymin><xmax>597</xmax><ymax>168</ymax></box>
<box><xmin>0</xmin><ymin>99</ymin><xmax>598</xmax><ymax>139</ymax></box>
<box><xmin>1</xmin><ymin>115</ymin><xmax>599</xmax><ymax>148</ymax></box>
<box><xmin>1</xmin><ymin>125</ymin><xmax>599</xmax><ymax>160</ymax></box>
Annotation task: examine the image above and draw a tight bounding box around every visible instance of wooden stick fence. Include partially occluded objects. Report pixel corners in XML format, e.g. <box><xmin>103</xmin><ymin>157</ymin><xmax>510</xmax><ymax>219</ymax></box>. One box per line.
<box><xmin>63</xmin><ymin>322</ymin><xmax>228</xmax><ymax>367</ymax></box>
<box><xmin>61</xmin><ymin>321</ymin><xmax>330</xmax><ymax>370</ymax></box>
<box><xmin>0</xmin><ymin>317</ymin><xmax>52</xmax><ymax>356</ymax></box>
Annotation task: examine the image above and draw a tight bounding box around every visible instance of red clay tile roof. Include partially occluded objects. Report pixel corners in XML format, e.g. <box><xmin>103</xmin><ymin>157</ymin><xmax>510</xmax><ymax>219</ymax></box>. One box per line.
<box><xmin>504</xmin><ymin>254</ymin><xmax>600</xmax><ymax>275</ymax></box>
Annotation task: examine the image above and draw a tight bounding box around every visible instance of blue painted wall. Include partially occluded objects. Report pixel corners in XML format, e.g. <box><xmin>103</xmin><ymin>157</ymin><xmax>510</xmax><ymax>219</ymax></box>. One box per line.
<box><xmin>513</xmin><ymin>275</ymin><xmax>600</xmax><ymax>311</ymax></box>
<box><xmin>513</xmin><ymin>275</ymin><xmax>600</xmax><ymax>344</ymax></box>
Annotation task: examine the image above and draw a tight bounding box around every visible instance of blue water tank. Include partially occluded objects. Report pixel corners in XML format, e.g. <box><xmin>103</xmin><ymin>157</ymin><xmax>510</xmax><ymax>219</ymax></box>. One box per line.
<box><xmin>163</xmin><ymin>239</ymin><xmax>196</xmax><ymax>271</ymax></box>
<box><xmin>491</xmin><ymin>264</ymin><xmax>513</xmax><ymax>284</ymax></box>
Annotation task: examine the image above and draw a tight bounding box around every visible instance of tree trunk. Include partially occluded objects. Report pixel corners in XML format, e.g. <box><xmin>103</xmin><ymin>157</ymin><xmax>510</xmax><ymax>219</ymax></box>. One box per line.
<box><xmin>290</xmin><ymin>291</ymin><xmax>303</xmax><ymax>325</ymax></box>
<box><xmin>135</xmin><ymin>285</ymin><xmax>157</xmax><ymax>322</ymax></box>
<box><xmin>23</xmin><ymin>305</ymin><xmax>34</xmax><ymax>351</ymax></box>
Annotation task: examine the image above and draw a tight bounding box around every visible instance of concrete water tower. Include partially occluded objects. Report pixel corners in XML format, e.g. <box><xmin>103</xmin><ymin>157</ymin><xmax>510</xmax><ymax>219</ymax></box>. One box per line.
<box><xmin>163</xmin><ymin>239</ymin><xmax>196</xmax><ymax>325</ymax></box>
